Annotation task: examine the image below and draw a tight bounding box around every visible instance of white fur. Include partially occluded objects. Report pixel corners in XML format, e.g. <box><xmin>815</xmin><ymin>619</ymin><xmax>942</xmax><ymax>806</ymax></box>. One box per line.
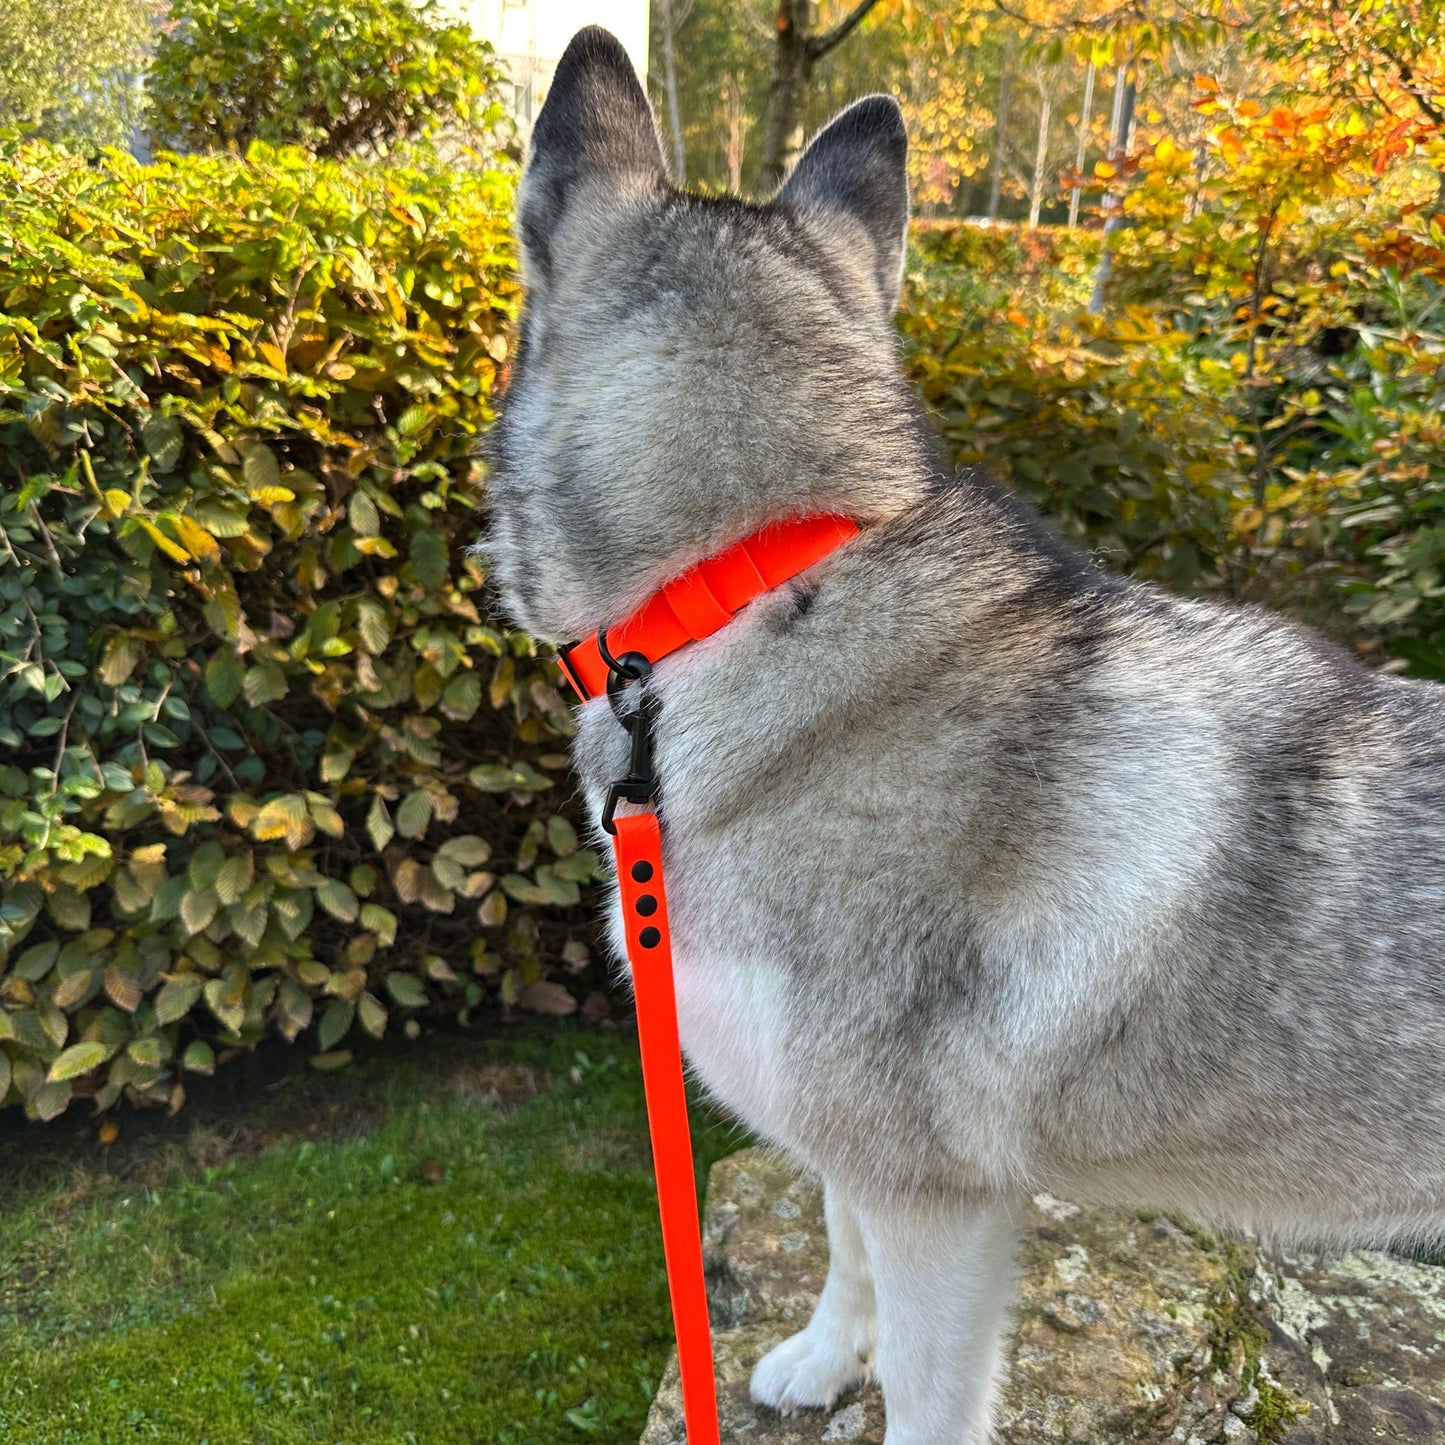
<box><xmin>752</xmin><ymin>1184</ymin><xmax>877</xmax><ymax>1411</ymax></box>
<box><xmin>852</xmin><ymin>1194</ymin><xmax>1020</xmax><ymax>1444</ymax></box>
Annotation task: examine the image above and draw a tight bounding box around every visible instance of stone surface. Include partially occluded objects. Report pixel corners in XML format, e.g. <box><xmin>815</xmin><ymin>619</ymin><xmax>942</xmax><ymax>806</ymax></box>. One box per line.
<box><xmin>641</xmin><ymin>1150</ymin><xmax>1445</xmax><ymax>1444</ymax></box>
<box><xmin>1254</xmin><ymin>1249</ymin><xmax>1445</xmax><ymax>1443</ymax></box>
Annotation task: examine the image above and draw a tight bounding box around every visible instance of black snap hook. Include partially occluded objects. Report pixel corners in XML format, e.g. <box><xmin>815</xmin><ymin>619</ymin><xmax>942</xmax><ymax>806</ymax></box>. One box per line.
<box><xmin>598</xmin><ymin>633</ymin><xmax>661</xmax><ymax>835</ymax></box>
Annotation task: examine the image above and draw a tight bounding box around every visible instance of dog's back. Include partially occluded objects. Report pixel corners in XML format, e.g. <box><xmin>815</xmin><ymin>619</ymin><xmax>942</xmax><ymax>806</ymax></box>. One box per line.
<box><xmin>486</xmin><ymin>28</ymin><xmax>1445</xmax><ymax>1440</ymax></box>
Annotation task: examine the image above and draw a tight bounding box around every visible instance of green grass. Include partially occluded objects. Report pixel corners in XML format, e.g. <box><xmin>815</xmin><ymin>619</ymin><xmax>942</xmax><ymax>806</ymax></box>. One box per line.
<box><xmin>0</xmin><ymin>1023</ymin><xmax>744</xmax><ymax>1444</ymax></box>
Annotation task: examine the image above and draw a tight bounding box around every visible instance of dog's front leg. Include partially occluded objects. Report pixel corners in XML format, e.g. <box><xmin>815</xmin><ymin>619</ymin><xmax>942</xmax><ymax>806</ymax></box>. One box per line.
<box><xmin>856</xmin><ymin>1192</ymin><xmax>1021</xmax><ymax>1445</ymax></box>
<box><xmin>750</xmin><ymin>1181</ymin><xmax>877</xmax><ymax>1412</ymax></box>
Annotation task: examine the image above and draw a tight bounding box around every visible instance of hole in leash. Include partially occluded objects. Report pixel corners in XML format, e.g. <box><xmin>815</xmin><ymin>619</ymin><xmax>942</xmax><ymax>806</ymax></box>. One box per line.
<box><xmin>630</xmin><ymin>861</ymin><xmax>654</xmax><ymax>883</ymax></box>
<box><xmin>639</xmin><ymin>927</ymin><xmax>661</xmax><ymax>949</ymax></box>
<box><xmin>635</xmin><ymin>894</ymin><xmax>658</xmax><ymax>916</ymax></box>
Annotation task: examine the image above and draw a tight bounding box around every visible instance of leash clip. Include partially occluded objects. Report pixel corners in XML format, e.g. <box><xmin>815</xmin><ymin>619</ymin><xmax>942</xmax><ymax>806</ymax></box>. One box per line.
<box><xmin>599</xmin><ymin>628</ymin><xmax>660</xmax><ymax>835</ymax></box>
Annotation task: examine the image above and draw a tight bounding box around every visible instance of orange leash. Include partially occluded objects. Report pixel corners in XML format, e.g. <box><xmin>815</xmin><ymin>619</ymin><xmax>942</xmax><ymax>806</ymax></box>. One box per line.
<box><xmin>557</xmin><ymin>515</ymin><xmax>861</xmax><ymax>1443</ymax></box>
<box><xmin>612</xmin><ymin>812</ymin><xmax>720</xmax><ymax>1444</ymax></box>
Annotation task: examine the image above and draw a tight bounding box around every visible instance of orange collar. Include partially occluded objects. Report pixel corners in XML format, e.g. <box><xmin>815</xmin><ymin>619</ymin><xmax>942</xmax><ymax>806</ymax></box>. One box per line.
<box><xmin>556</xmin><ymin>513</ymin><xmax>860</xmax><ymax>701</ymax></box>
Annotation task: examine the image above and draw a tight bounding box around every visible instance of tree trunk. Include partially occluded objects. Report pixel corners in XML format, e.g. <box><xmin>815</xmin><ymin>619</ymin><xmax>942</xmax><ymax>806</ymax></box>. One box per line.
<box><xmin>1068</xmin><ymin>59</ymin><xmax>1095</xmax><ymax>228</ymax></box>
<box><xmin>1029</xmin><ymin>84</ymin><xmax>1052</xmax><ymax>227</ymax></box>
<box><xmin>1088</xmin><ymin>64</ymin><xmax>1136</xmax><ymax>313</ymax></box>
<box><xmin>657</xmin><ymin>0</ymin><xmax>687</xmax><ymax>183</ymax></box>
<box><xmin>987</xmin><ymin>43</ymin><xmax>1015</xmax><ymax>220</ymax></box>
<box><xmin>724</xmin><ymin>74</ymin><xmax>746</xmax><ymax>192</ymax></box>
<box><xmin>1187</xmin><ymin>130</ymin><xmax>1208</xmax><ymax>221</ymax></box>
<box><xmin>759</xmin><ymin>0</ymin><xmax>813</xmax><ymax>190</ymax></box>
<box><xmin>757</xmin><ymin>0</ymin><xmax>886</xmax><ymax>191</ymax></box>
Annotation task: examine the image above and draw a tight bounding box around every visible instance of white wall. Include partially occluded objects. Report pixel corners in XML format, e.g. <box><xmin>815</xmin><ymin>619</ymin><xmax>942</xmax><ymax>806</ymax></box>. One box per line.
<box><xmin>449</xmin><ymin>0</ymin><xmax>650</xmax><ymax>131</ymax></box>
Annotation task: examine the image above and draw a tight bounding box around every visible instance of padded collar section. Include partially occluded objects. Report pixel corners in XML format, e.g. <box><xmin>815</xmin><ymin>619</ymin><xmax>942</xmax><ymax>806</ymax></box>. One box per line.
<box><xmin>557</xmin><ymin>513</ymin><xmax>859</xmax><ymax>700</ymax></box>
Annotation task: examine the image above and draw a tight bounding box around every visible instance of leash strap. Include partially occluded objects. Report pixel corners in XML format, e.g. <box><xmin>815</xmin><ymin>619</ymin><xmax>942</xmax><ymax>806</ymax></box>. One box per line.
<box><xmin>611</xmin><ymin>811</ymin><xmax>721</xmax><ymax>1444</ymax></box>
<box><xmin>561</xmin><ymin>513</ymin><xmax>862</xmax><ymax>1439</ymax></box>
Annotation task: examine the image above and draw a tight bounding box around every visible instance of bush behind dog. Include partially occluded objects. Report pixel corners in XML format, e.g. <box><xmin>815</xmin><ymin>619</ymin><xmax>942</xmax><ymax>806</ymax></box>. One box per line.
<box><xmin>0</xmin><ymin>141</ymin><xmax>600</xmax><ymax>1120</ymax></box>
<box><xmin>902</xmin><ymin>202</ymin><xmax>1445</xmax><ymax>659</ymax></box>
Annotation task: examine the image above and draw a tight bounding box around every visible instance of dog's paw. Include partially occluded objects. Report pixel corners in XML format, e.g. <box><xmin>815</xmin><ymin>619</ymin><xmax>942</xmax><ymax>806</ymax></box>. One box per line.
<box><xmin>750</xmin><ymin>1322</ymin><xmax>873</xmax><ymax>1415</ymax></box>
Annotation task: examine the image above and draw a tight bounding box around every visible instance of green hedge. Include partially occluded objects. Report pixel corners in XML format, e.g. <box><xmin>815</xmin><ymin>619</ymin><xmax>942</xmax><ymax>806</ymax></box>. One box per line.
<box><xmin>0</xmin><ymin>141</ymin><xmax>599</xmax><ymax>1119</ymax></box>
<box><xmin>902</xmin><ymin>221</ymin><xmax>1245</xmax><ymax>594</ymax></box>
<box><xmin>901</xmin><ymin>216</ymin><xmax>1445</xmax><ymax>644</ymax></box>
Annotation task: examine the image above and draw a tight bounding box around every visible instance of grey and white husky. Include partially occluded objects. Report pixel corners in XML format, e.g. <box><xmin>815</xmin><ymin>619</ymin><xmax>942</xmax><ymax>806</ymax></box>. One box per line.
<box><xmin>485</xmin><ymin>26</ymin><xmax>1445</xmax><ymax>1444</ymax></box>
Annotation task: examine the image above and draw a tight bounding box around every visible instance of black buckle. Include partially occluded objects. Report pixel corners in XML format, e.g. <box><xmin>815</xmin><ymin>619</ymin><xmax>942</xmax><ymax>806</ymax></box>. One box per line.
<box><xmin>598</xmin><ymin>628</ymin><xmax>660</xmax><ymax>835</ymax></box>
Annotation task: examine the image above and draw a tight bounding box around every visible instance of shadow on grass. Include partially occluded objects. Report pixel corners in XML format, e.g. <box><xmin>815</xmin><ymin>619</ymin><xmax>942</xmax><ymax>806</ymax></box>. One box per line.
<box><xmin>0</xmin><ymin>1015</ymin><xmax>559</xmax><ymax>1206</ymax></box>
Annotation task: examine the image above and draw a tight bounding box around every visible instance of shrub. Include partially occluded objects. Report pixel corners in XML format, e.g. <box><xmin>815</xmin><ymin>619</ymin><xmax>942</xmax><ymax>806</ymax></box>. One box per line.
<box><xmin>1102</xmin><ymin>94</ymin><xmax>1445</xmax><ymax>655</ymax></box>
<box><xmin>0</xmin><ymin>0</ymin><xmax>153</xmax><ymax>154</ymax></box>
<box><xmin>908</xmin><ymin>220</ymin><xmax>1101</xmax><ymax>319</ymax></box>
<box><xmin>901</xmin><ymin>222</ymin><xmax>1249</xmax><ymax>594</ymax></box>
<box><xmin>148</xmin><ymin>0</ymin><xmax>509</xmax><ymax>159</ymax></box>
<box><xmin>1228</xmin><ymin>246</ymin><xmax>1445</xmax><ymax>665</ymax></box>
<box><xmin>0</xmin><ymin>141</ymin><xmax>599</xmax><ymax>1120</ymax></box>
<box><xmin>902</xmin><ymin>189</ymin><xmax>1445</xmax><ymax>644</ymax></box>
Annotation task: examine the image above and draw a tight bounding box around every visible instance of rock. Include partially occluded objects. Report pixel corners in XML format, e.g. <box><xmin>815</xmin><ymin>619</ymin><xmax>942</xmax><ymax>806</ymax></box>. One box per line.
<box><xmin>640</xmin><ymin>1153</ymin><xmax>884</xmax><ymax>1445</ymax></box>
<box><xmin>640</xmin><ymin>1149</ymin><xmax>1445</xmax><ymax>1443</ymax></box>
<box><xmin>1252</xmin><ymin>1249</ymin><xmax>1445</xmax><ymax>1442</ymax></box>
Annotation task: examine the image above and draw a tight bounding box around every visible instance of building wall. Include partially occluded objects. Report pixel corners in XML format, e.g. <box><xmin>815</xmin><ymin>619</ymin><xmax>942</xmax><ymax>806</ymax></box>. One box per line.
<box><xmin>450</xmin><ymin>0</ymin><xmax>650</xmax><ymax>131</ymax></box>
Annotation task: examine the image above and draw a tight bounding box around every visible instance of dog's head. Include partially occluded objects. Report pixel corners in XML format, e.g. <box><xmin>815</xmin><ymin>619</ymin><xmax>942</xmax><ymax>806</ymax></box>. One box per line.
<box><xmin>485</xmin><ymin>26</ymin><xmax>925</xmax><ymax>641</ymax></box>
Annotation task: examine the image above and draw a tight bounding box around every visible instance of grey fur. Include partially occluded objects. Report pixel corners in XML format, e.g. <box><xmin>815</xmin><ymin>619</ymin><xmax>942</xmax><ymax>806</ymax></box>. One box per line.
<box><xmin>485</xmin><ymin>28</ymin><xmax>1445</xmax><ymax>1444</ymax></box>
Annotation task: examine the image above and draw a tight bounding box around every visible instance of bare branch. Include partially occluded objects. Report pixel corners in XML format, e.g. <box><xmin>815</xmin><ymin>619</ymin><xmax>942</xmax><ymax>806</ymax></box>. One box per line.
<box><xmin>1377</xmin><ymin>46</ymin><xmax>1445</xmax><ymax>126</ymax></box>
<box><xmin>990</xmin><ymin>0</ymin><xmax>1240</xmax><ymax>38</ymax></box>
<box><xmin>806</xmin><ymin>0</ymin><xmax>886</xmax><ymax>61</ymax></box>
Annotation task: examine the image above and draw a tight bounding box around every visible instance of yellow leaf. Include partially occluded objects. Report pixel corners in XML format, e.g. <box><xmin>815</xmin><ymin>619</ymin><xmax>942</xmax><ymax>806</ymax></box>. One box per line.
<box><xmin>138</xmin><ymin>520</ymin><xmax>191</xmax><ymax>564</ymax></box>
<box><xmin>251</xmin><ymin>795</ymin><xmax>315</xmax><ymax>851</ymax></box>
<box><xmin>53</xmin><ymin>969</ymin><xmax>96</xmax><ymax>1009</ymax></box>
<box><xmin>172</xmin><ymin>515</ymin><xmax>220</xmax><ymax>561</ymax></box>
<box><xmin>227</xmin><ymin>798</ymin><xmax>260</xmax><ymax>829</ymax></box>
<box><xmin>99</xmin><ymin>634</ymin><xmax>142</xmax><ymax>686</ymax></box>
<box><xmin>103</xmin><ymin>489</ymin><xmax>131</xmax><ymax>516</ymax></box>
<box><xmin>382</xmin><ymin>275</ymin><xmax>407</xmax><ymax>325</ymax></box>
<box><xmin>48</xmin><ymin>1041</ymin><xmax>109</xmax><ymax>1083</ymax></box>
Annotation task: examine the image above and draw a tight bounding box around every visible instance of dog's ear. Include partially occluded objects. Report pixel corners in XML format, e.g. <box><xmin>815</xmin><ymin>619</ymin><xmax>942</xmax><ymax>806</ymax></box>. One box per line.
<box><xmin>517</xmin><ymin>27</ymin><xmax>666</xmax><ymax>289</ymax></box>
<box><xmin>777</xmin><ymin>95</ymin><xmax>910</xmax><ymax>316</ymax></box>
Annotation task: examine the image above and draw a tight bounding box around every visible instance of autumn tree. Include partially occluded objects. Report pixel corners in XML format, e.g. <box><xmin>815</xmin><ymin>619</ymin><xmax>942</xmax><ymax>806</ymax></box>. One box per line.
<box><xmin>1248</xmin><ymin>0</ymin><xmax>1445</xmax><ymax>127</ymax></box>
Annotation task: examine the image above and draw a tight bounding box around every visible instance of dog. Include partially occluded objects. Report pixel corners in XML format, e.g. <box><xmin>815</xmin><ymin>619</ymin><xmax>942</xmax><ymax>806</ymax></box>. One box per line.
<box><xmin>483</xmin><ymin>26</ymin><xmax>1445</xmax><ymax>1444</ymax></box>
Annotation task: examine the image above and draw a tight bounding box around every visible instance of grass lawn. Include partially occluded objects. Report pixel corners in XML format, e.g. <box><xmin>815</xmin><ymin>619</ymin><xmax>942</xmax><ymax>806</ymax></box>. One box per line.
<box><xmin>0</xmin><ymin>1020</ymin><xmax>744</xmax><ymax>1444</ymax></box>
